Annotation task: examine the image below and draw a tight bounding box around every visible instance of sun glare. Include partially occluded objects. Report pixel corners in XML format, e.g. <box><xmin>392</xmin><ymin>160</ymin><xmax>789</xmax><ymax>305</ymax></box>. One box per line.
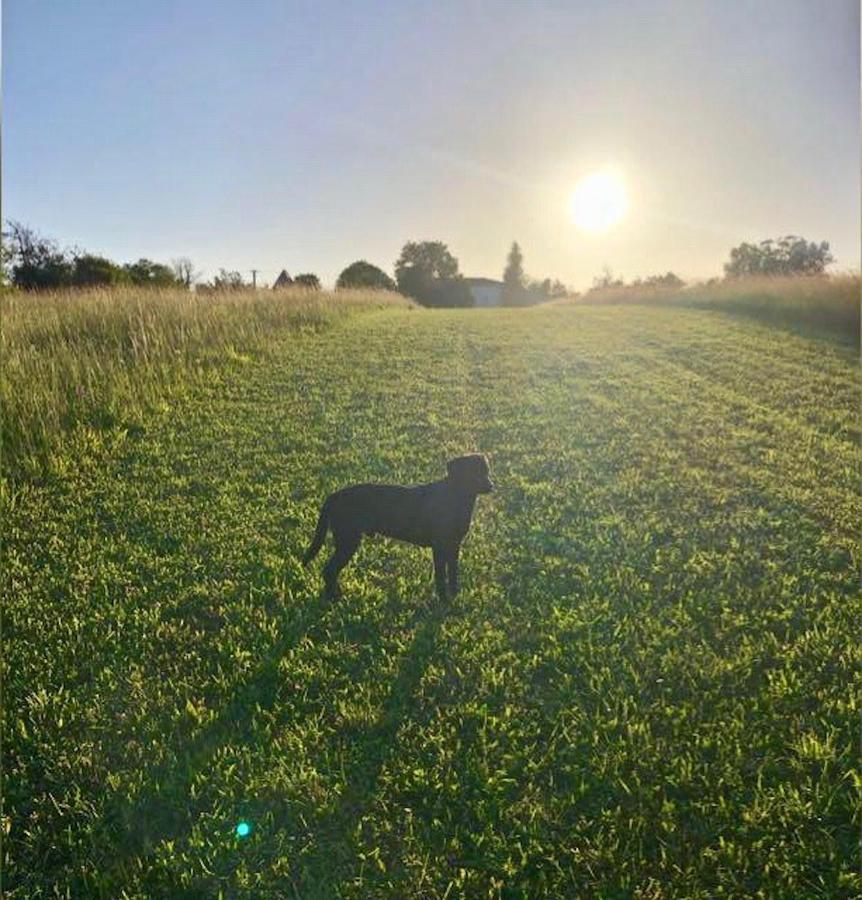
<box><xmin>569</xmin><ymin>170</ymin><xmax>629</xmax><ymax>233</ymax></box>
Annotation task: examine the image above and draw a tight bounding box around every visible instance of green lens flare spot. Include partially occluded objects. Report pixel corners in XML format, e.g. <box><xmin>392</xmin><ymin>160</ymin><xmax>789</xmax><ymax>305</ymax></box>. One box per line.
<box><xmin>236</xmin><ymin>821</ymin><xmax>251</xmax><ymax>838</ymax></box>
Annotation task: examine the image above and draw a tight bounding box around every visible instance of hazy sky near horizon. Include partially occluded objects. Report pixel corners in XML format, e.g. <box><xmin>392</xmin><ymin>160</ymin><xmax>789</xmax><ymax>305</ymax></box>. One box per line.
<box><xmin>4</xmin><ymin>0</ymin><xmax>859</xmax><ymax>289</ymax></box>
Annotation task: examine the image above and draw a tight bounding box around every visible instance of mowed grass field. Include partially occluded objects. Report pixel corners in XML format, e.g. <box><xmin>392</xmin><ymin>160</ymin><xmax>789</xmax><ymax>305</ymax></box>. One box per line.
<box><xmin>3</xmin><ymin>294</ymin><xmax>860</xmax><ymax>897</ymax></box>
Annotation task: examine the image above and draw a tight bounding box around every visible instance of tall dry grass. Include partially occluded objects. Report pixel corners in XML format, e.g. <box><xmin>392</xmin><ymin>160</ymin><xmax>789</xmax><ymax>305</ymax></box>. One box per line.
<box><xmin>576</xmin><ymin>274</ymin><xmax>860</xmax><ymax>341</ymax></box>
<box><xmin>1</xmin><ymin>286</ymin><xmax>409</xmax><ymax>480</ymax></box>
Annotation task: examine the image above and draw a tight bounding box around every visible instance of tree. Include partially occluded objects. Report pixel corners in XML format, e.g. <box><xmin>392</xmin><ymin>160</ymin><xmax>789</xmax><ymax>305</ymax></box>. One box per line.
<box><xmin>394</xmin><ymin>240</ymin><xmax>470</xmax><ymax>307</ymax></box>
<box><xmin>591</xmin><ymin>266</ymin><xmax>624</xmax><ymax>291</ymax></box>
<box><xmin>294</xmin><ymin>273</ymin><xmax>321</xmax><ymax>289</ymax></box>
<box><xmin>171</xmin><ymin>257</ymin><xmax>199</xmax><ymax>289</ymax></box>
<box><xmin>724</xmin><ymin>236</ymin><xmax>833</xmax><ymax>278</ymax></box>
<box><xmin>0</xmin><ymin>239</ymin><xmax>12</xmax><ymax>288</ymax></box>
<box><xmin>502</xmin><ymin>242</ymin><xmax>527</xmax><ymax>306</ymax></box>
<box><xmin>527</xmin><ymin>277</ymin><xmax>570</xmax><ymax>302</ymax></box>
<box><xmin>4</xmin><ymin>221</ymin><xmax>73</xmax><ymax>289</ymax></box>
<box><xmin>395</xmin><ymin>241</ymin><xmax>460</xmax><ymax>282</ymax></box>
<box><xmin>125</xmin><ymin>258</ymin><xmax>179</xmax><ymax>288</ymax></box>
<box><xmin>397</xmin><ymin>266</ymin><xmax>471</xmax><ymax>307</ymax></box>
<box><xmin>394</xmin><ymin>265</ymin><xmax>433</xmax><ymax>304</ymax></box>
<box><xmin>336</xmin><ymin>260</ymin><xmax>396</xmax><ymax>291</ymax></box>
<box><xmin>212</xmin><ymin>269</ymin><xmax>246</xmax><ymax>290</ymax></box>
<box><xmin>72</xmin><ymin>254</ymin><xmax>129</xmax><ymax>287</ymax></box>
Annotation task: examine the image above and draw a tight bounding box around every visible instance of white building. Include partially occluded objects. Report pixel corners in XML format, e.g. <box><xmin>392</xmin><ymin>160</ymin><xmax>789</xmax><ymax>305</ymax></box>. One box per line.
<box><xmin>465</xmin><ymin>277</ymin><xmax>504</xmax><ymax>307</ymax></box>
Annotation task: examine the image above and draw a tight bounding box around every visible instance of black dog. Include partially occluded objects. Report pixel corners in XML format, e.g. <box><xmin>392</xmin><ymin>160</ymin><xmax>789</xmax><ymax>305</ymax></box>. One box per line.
<box><xmin>303</xmin><ymin>455</ymin><xmax>493</xmax><ymax>600</ymax></box>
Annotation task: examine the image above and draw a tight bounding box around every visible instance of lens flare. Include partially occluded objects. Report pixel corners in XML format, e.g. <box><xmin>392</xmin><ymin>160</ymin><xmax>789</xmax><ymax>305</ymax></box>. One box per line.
<box><xmin>236</xmin><ymin>821</ymin><xmax>251</xmax><ymax>838</ymax></box>
<box><xmin>569</xmin><ymin>169</ymin><xmax>629</xmax><ymax>233</ymax></box>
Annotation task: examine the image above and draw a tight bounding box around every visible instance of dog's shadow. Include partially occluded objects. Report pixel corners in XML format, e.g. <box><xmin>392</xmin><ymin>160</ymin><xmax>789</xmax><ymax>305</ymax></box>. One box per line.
<box><xmin>96</xmin><ymin>578</ymin><xmax>338</xmax><ymax>889</ymax></box>
<box><xmin>96</xmin><ymin>572</ymin><xmax>449</xmax><ymax>895</ymax></box>
<box><xmin>292</xmin><ymin>600</ymin><xmax>449</xmax><ymax>892</ymax></box>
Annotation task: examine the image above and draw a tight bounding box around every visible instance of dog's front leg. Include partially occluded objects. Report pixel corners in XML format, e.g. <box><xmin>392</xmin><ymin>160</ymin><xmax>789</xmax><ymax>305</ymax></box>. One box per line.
<box><xmin>432</xmin><ymin>545</ymin><xmax>448</xmax><ymax>601</ymax></box>
<box><xmin>446</xmin><ymin>543</ymin><xmax>461</xmax><ymax>597</ymax></box>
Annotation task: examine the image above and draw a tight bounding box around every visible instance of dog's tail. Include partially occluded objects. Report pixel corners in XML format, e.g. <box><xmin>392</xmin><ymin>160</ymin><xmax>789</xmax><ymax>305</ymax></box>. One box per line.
<box><xmin>303</xmin><ymin>499</ymin><xmax>331</xmax><ymax>566</ymax></box>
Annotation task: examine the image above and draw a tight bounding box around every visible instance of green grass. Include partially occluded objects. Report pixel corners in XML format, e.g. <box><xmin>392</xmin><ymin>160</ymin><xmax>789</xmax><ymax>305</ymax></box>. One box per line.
<box><xmin>2</xmin><ymin>298</ymin><xmax>860</xmax><ymax>897</ymax></box>
<box><xmin>0</xmin><ymin>285</ymin><xmax>409</xmax><ymax>480</ymax></box>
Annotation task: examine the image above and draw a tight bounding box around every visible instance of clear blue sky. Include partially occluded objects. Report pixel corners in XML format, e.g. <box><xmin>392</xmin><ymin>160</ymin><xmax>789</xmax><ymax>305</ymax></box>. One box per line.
<box><xmin>3</xmin><ymin>0</ymin><xmax>859</xmax><ymax>288</ymax></box>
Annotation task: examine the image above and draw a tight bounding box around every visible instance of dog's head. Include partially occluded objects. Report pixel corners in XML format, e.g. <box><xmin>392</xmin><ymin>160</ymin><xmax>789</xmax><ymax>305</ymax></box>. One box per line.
<box><xmin>447</xmin><ymin>454</ymin><xmax>493</xmax><ymax>494</ymax></box>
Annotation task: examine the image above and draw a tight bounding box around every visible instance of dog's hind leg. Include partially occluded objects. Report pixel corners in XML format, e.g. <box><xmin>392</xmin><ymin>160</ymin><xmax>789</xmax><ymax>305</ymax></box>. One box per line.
<box><xmin>323</xmin><ymin>530</ymin><xmax>361</xmax><ymax>597</ymax></box>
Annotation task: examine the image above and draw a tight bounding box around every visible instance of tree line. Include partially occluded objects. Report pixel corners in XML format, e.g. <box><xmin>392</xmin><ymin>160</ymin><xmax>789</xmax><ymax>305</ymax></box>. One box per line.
<box><xmin>0</xmin><ymin>223</ymin><xmax>568</xmax><ymax>308</ymax></box>
<box><xmin>588</xmin><ymin>235</ymin><xmax>834</xmax><ymax>294</ymax></box>
<box><xmin>2</xmin><ymin>222</ymin><xmax>197</xmax><ymax>290</ymax></box>
<box><xmin>2</xmin><ymin>219</ymin><xmax>836</xmax><ymax>304</ymax></box>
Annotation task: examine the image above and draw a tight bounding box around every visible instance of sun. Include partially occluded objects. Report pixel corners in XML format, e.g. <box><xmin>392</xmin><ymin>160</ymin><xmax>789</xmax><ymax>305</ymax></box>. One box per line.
<box><xmin>569</xmin><ymin>169</ymin><xmax>629</xmax><ymax>233</ymax></box>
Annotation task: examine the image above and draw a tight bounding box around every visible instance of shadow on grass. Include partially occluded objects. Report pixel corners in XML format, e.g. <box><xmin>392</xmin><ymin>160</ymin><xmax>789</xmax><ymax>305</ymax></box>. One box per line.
<box><xmin>689</xmin><ymin>302</ymin><xmax>860</xmax><ymax>348</ymax></box>
<box><xmin>89</xmin><ymin>583</ymin><xmax>447</xmax><ymax>897</ymax></box>
<box><xmin>89</xmin><ymin>582</ymin><xmax>339</xmax><ymax>894</ymax></box>
<box><xmin>291</xmin><ymin>601</ymin><xmax>449</xmax><ymax>896</ymax></box>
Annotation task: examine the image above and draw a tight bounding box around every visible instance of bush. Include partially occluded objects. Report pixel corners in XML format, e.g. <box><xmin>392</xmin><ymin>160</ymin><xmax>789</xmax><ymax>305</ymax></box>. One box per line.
<box><xmin>294</xmin><ymin>273</ymin><xmax>321</xmax><ymax>290</ymax></box>
<box><xmin>124</xmin><ymin>259</ymin><xmax>180</xmax><ymax>288</ymax></box>
<box><xmin>72</xmin><ymin>254</ymin><xmax>129</xmax><ymax>287</ymax></box>
<box><xmin>632</xmin><ymin>272</ymin><xmax>685</xmax><ymax>290</ymax></box>
<box><xmin>527</xmin><ymin>278</ymin><xmax>570</xmax><ymax>303</ymax></box>
<box><xmin>397</xmin><ymin>267</ymin><xmax>472</xmax><ymax>308</ymax></box>
<box><xmin>336</xmin><ymin>260</ymin><xmax>396</xmax><ymax>291</ymax></box>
